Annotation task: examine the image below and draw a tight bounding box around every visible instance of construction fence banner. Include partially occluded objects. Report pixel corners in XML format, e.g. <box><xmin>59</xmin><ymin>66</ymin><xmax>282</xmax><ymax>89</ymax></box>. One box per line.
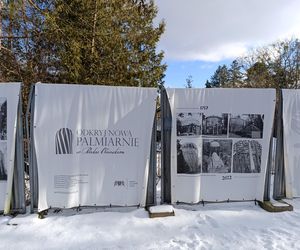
<box><xmin>166</xmin><ymin>88</ymin><xmax>276</xmax><ymax>203</ymax></box>
<box><xmin>282</xmin><ymin>89</ymin><xmax>300</xmax><ymax>198</ymax></box>
<box><xmin>0</xmin><ymin>83</ymin><xmax>24</xmax><ymax>213</ymax></box>
<box><xmin>33</xmin><ymin>83</ymin><xmax>157</xmax><ymax>211</ymax></box>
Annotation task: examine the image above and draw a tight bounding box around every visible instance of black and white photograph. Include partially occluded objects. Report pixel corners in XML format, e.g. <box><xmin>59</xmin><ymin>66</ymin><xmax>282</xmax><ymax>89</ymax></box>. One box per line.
<box><xmin>202</xmin><ymin>113</ymin><xmax>228</xmax><ymax>137</ymax></box>
<box><xmin>229</xmin><ymin>114</ymin><xmax>264</xmax><ymax>139</ymax></box>
<box><xmin>233</xmin><ymin>140</ymin><xmax>262</xmax><ymax>173</ymax></box>
<box><xmin>177</xmin><ymin>138</ymin><xmax>201</xmax><ymax>174</ymax></box>
<box><xmin>176</xmin><ymin>112</ymin><xmax>202</xmax><ymax>137</ymax></box>
<box><xmin>202</xmin><ymin>139</ymin><xmax>232</xmax><ymax>173</ymax></box>
<box><xmin>0</xmin><ymin>97</ymin><xmax>7</xmax><ymax>140</ymax></box>
<box><xmin>0</xmin><ymin>142</ymin><xmax>7</xmax><ymax>181</ymax></box>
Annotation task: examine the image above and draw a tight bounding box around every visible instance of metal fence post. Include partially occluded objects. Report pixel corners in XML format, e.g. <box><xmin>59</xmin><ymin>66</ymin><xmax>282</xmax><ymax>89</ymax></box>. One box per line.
<box><xmin>26</xmin><ymin>85</ymin><xmax>38</xmax><ymax>213</ymax></box>
<box><xmin>11</xmin><ymin>93</ymin><xmax>26</xmax><ymax>213</ymax></box>
<box><xmin>273</xmin><ymin>90</ymin><xmax>286</xmax><ymax>199</ymax></box>
<box><xmin>263</xmin><ymin>135</ymin><xmax>273</xmax><ymax>201</ymax></box>
<box><xmin>146</xmin><ymin>116</ymin><xmax>157</xmax><ymax>207</ymax></box>
<box><xmin>161</xmin><ymin>88</ymin><xmax>172</xmax><ymax>204</ymax></box>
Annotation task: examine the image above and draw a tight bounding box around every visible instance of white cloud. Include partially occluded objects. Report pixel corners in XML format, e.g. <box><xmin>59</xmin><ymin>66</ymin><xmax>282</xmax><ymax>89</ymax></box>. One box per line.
<box><xmin>154</xmin><ymin>0</ymin><xmax>300</xmax><ymax>61</ymax></box>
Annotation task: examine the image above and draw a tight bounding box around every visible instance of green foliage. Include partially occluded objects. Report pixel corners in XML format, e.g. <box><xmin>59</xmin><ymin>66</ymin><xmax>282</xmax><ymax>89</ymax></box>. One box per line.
<box><xmin>245</xmin><ymin>61</ymin><xmax>273</xmax><ymax>88</ymax></box>
<box><xmin>205</xmin><ymin>65</ymin><xmax>229</xmax><ymax>88</ymax></box>
<box><xmin>206</xmin><ymin>38</ymin><xmax>300</xmax><ymax>89</ymax></box>
<box><xmin>228</xmin><ymin>60</ymin><xmax>243</xmax><ymax>87</ymax></box>
<box><xmin>0</xmin><ymin>0</ymin><xmax>166</xmax><ymax>92</ymax></box>
<box><xmin>0</xmin><ymin>0</ymin><xmax>51</xmax><ymax>103</ymax></box>
<box><xmin>44</xmin><ymin>0</ymin><xmax>166</xmax><ymax>87</ymax></box>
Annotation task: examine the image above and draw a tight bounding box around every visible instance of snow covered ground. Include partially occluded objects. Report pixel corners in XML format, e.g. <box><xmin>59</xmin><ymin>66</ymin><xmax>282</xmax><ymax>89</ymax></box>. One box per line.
<box><xmin>1</xmin><ymin>199</ymin><xmax>300</xmax><ymax>250</ymax></box>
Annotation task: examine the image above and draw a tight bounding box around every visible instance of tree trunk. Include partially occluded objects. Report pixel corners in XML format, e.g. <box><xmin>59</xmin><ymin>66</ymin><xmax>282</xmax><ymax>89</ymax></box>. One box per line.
<box><xmin>91</xmin><ymin>1</ymin><xmax>98</xmax><ymax>55</ymax></box>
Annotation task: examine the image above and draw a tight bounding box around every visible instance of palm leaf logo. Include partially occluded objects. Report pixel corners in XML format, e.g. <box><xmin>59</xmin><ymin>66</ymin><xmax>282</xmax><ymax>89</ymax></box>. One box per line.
<box><xmin>55</xmin><ymin>128</ymin><xmax>73</xmax><ymax>154</ymax></box>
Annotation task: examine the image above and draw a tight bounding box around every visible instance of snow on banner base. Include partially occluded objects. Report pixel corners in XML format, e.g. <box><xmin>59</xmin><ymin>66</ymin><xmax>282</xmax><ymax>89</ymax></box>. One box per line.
<box><xmin>34</xmin><ymin>84</ymin><xmax>157</xmax><ymax>211</ymax></box>
<box><xmin>0</xmin><ymin>83</ymin><xmax>20</xmax><ymax>212</ymax></box>
<box><xmin>282</xmin><ymin>90</ymin><xmax>300</xmax><ymax>198</ymax></box>
<box><xmin>167</xmin><ymin>88</ymin><xmax>276</xmax><ymax>203</ymax></box>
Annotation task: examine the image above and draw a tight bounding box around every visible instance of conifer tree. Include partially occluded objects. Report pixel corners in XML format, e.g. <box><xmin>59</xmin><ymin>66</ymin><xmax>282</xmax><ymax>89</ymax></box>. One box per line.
<box><xmin>0</xmin><ymin>0</ymin><xmax>166</xmax><ymax>93</ymax></box>
<box><xmin>206</xmin><ymin>65</ymin><xmax>229</xmax><ymax>88</ymax></box>
<box><xmin>228</xmin><ymin>60</ymin><xmax>243</xmax><ymax>87</ymax></box>
<box><xmin>45</xmin><ymin>0</ymin><xmax>166</xmax><ymax>87</ymax></box>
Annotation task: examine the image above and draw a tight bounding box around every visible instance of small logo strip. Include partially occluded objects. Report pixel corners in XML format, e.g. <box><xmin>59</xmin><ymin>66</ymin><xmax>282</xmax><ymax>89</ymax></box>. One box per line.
<box><xmin>114</xmin><ymin>180</ymin><xmax>125</xmax><ymax>187</ymax></box>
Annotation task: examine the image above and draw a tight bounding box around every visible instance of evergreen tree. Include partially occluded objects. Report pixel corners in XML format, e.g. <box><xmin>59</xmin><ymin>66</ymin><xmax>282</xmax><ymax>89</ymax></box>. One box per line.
<box><xmin>0</xmin><ymin>0</ymin><xmax>166</xmax><ymax>94</ymax></box>
<box><xmin>205</xmin><ymin>79</ymin><xmax>211</xmax><ymax>88</ymax></box>
<box><xmin>245</xmin><ymin>61</ymin><xmax>273</xmax><ymax>88</ymax></box>
<box><xmin>206</xmin><ymin>65</ymin><xmax>229</xmax><ymax>88</ymax></box>
<box><xmin>45</xmin><ymin>0</ymin><xmax>166</xmax><ymax>87</ymax></box>
<box><xmin>228</xmin><ymin>60</ymin><xmax>243</xmax><ymax>87</ymax></box>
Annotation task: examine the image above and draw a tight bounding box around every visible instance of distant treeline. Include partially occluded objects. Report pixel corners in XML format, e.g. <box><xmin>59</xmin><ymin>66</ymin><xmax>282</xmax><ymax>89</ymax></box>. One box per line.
<box><xmin>205</xmin><ymin>38</ymin><xmax>300</xmax><ymax>89</ymax></box>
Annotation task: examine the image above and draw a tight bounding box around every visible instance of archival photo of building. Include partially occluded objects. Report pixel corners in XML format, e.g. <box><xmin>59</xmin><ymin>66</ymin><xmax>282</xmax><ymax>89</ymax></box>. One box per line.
<box><xmin>250</xmin><ymin>140</ymin><xmax>262</xmax><ymax>173</ymax></box>
<box><xmin>0</xmin><ymin>142</ymin><xmax>7</xmax><ymax>181</ymax></box>
<box><xmin>0</xmin><ymin>97</ymin><xmax>7</xmax><ymax>141</ymax></box>
<box><xmin>202</xmin><ymin>139</ymin><xmax>232</xmax><ymax>173</ymax></box>
<box><xmin>177</xmin><ymin>138</ymin><xmax>201</xmax><ymax>174</ymax></box>
<box><xmin>229</xmin><ymin>114</ymin><xmax>264</xmax><ymax>139</ymax></box>
<box><xmin>233</xmin><ymin>140</ymin><xmax>262</xmax><ymax>173</ymax></box>
<box><xmin>202</xmin><ymin>113</ymin><xmax>228</xmax><ymax>137</ymax></box>
<box><xmin>176</xmin><ymin>112</ymin><xmax>202</xmax><ymax>137</ymax></box>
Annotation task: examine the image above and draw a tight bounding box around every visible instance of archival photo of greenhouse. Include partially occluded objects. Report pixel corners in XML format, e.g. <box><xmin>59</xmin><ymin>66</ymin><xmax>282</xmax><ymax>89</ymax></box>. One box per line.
<box><xmin>0</xmin><ymin>141</ymin><xmax>7</xmax><ymax>181</ymax></box>
<box><xmin>202</xmin><ymin>139</ymin><xmax>232</xmax><ymax>173</ymax></box>
<box><xmin>233</xmin><ymin>140</ymin><xmax>262</xmax><ymax>173</ymax></box>
<box><xmin>0</xmin><ymin>97</ymin><xmax>7</xmax><ymax>141</ymax></box>
<box><xmin>176</xmin><ymin>112</ymin><xmax>202</xmax><ymax>137</ymax></box>
<box><xmin>229</xmin><ymin>114</ymin><xmax>264</xmax><ymax>139</ymax></box>
<box><xmin>202</xmin><ymin>113</ymin><xmax>228</xmax><ymax>137</ymax></box>
<box><xmin>177</xmin><ymin>138</ymin><xmax>202</xmax><ymax>174</ymax></box>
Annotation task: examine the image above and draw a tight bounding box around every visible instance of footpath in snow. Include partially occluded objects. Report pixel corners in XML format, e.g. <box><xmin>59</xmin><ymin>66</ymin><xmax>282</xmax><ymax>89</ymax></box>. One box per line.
<box><xmin>1</xmin><ymin>199</ymin><xmax>300</xmax><ymax>249</ymax></box>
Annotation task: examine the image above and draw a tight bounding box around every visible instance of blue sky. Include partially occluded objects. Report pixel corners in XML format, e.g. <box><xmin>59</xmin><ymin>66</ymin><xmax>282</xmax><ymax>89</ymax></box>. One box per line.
<box><xmin>163</xmin><ymin>60</ymin><xmax>231</xmax><ymax>88</ymax></box>
<box><xmin>155</xmin><ymin>0</ymin><xmax>300</xmax><ymax>88</ymax></box>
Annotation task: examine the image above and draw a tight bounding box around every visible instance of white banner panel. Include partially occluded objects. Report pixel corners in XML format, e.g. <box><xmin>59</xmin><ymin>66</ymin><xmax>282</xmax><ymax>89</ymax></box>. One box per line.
<box><xmin>282</xmin><ymin>89</ymin><xmax>300</xmax><ymax>198</ymax></box>
<box><xmin>0</xmin><ymin>83</ymin><xmax>20</xmax><ymax>211</ymax></box>
<box><xmin>167</xmin><ymin>88</ymin><xmax>276</xmax><ymax>203</ymax></box>
<box><xmin>34</xmin><ymin>84</ymin><xmax>157</xmax><ymax>211</ymax></box>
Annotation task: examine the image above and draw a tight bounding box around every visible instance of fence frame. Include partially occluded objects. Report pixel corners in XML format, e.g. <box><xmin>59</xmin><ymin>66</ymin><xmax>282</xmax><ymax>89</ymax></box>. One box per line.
<box><xmin>1</xmin><ymin>83</ymin><xmax>25</xmax><ymax>215</ymax></box>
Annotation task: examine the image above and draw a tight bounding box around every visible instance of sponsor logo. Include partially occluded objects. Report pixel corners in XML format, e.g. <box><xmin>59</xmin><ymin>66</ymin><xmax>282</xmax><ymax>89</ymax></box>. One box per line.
<box><xmin>55</xmin><ymin>128</ymin><xmax>73</xmax><ymax>154</ymax></box>
<box><xmin>222</xmin><ymin>175</ymin><xmax>232</xmax><ymax>180</ymax></box>
<box><xmin>114</xmin><ymin>180</ymin><xmax>125</xmax><ymax>187</ymax></box>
